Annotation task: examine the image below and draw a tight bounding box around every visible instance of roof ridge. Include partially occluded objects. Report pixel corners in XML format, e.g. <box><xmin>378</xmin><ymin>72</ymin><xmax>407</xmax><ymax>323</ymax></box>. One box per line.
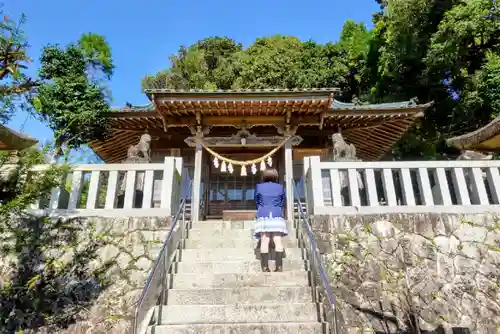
<box><xmin>144</xmin><ymin>88</ymin><xmax>340</xmax><ymax>93</ymax></box>
<box><xmin>331</xmin><ymin>99</ymin><xmax>433</xmax><ymax>110</ymax></box>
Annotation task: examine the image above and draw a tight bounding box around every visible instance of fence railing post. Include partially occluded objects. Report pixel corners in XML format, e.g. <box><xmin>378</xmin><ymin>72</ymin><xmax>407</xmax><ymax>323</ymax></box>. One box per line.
<box><xmin>68</xmin><ymin>171</ymin><xmax>83</xmax><ymax>210</ymax></box>
<box><xmin>160</xmin><ymin>157</ymin><xmax>175</xmax><ymax>217</ymax></box>
<box><xmin>142</xmin><ymin>170</ymin><xmax>155</xmax><ymax>209</ymax></box>
<box><xmin>307</xmin><ymin>156</ymin><xmax>324</xmax><ymax>214</ymax></box>
<box><xmin>171</xmin><ymin>157</ymin><xmax>183</xmax><ymax>215</ymax></box>
<box><xmin>105</xmin><ymin>170</ymin><xmax>119</xmax><ymax>209</ymax></box>
<box><xmin>303</xmin><ymin>157</ymin><xmax>311</xmax><ymax>215</ymax></box>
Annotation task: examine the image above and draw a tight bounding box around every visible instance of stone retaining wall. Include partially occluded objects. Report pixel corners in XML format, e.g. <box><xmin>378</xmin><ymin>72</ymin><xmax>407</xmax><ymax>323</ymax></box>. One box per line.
<box><xmin>311</xmin><ymin>213</ymin><xmax>500</xmax><ymax>334</ymax></box>
<box><xmin>1</xmin><ymin>216</ymin><xmax>173</xmax><ymax>334</ymax></box>
<box><xmin>72</xmin><ymin>216</ymin><xmax>175</xmax><ymax>334</ymax></box>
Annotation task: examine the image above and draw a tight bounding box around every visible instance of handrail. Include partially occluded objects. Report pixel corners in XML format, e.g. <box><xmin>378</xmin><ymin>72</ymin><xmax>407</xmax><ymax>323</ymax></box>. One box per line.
<box><xmin>133</xmin><ymin>181</ymin><xmax>192</xmax><ymax>334</ymax></box>
<box><xmin>293</xmin><ymin>182</ymin><xmax>340</xmax><ymax>334</ymax></box>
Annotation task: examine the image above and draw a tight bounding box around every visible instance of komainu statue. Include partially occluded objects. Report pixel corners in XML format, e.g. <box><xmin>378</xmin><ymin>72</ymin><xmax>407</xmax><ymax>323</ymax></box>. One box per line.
<box><xmin>331</xmin><ymin>132</ymin><xmax>358</xmax><ymax>161</ymax></box>
<box><xmin>119</xmin><ymin>134</ymin><xmax>152</xmax><ymax>198</ymax></box>
<box><xmin>126</xmin><ymin>133</ymin><xmax>152</xmax><ymax>163</ymax></box>
<box><xmin>330</xmin><ymin>133</ymin><xmax>364</xmax><ymax>194</ymax></box>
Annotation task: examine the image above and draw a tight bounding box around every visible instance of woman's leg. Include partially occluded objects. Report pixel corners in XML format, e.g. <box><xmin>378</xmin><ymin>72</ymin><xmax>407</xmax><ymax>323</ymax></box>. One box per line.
<box><xmin>260</xmin><ymin>232</ymin><xmax>270</xmax><ymax>272</ymax></box>
<box><xmin>272</xmin><ymin>233</ymin><xmax>284</xmax><ymax>272</ymax></box>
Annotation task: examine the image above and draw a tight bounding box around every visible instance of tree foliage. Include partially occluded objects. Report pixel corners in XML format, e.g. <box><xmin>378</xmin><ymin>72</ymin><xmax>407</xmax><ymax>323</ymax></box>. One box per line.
<box><xmin>0</xmin><ymin>149</ymin><xmax>112</xmax><ymax>333</ymax></box>
<box><xmin>33</xmin><ymin>34</ymin><xmax>114</xmax><ymax>157</ymax></box>
<box><xmin>143</xmin><ymin>0</ymin><xmax>500</xmax><ymax>159</ymax></box>
<box><xmin>0</xmin><ymin>9</ymin><xmax>114</xmax><ymax>333</ymax></box>
<box><xmin>0</xmin><ymin>10</ymin><xmax>37</xmax><ymax>123</ymax></box>
<box><xmin>142</xmin><ymin>36</ymin><xmax>242</xmax><ymax>90</ymax></box>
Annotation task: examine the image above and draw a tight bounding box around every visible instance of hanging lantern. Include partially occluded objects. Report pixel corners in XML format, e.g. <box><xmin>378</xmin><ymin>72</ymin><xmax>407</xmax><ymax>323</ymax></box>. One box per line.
<box><xmin>260</xmin><ymin>160</ymin><xmax>266</xmax><ymax>171</ymax></box>
<box><xmin>213</xmin><ymin>157</ymin><xmax>219</xmax><ymax>169</ymax></box>
<box><xmin>267</xmin><ymin>156</ymin><xmax>273</xmax><ymax>167</ymax></box>
<box><xmin>251</xmin><ymin>163</ymin><xmax>257</xmax><ymax>175</ymax></box>
<box><xmin>241</xmin><ymin>165</ymin><xmax>247</xmax><ymax>176</ymax></box>
<box><xmin>228</xmin><ymin>163</ymin><xmax>234</xmax><ymax>174</ymax></box>
<box><xmin>221</xmin><ymin>161</ymin><xmax>227</xmax><ymax>172</ymax></box>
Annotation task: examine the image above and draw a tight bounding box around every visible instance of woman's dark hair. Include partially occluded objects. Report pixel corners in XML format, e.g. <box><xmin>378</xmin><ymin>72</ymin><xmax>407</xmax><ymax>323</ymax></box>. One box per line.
<box><xmin>262</xmin><ymin>168</ymin><xmax>279</xmax><ymax>183</ymax></box>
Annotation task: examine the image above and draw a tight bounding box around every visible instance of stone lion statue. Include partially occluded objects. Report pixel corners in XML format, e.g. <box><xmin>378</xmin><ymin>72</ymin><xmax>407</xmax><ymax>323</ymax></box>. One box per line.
<box><xmin>127</xmin><ymin>133</ymin><xmax>152</xmax><ymax>162</ymax></box>
<box><xmin>119</xmin><ymin>133</ymin><xmax>152</xmax><ymax>196</ymax></box>
<box><xmin>331</xmin><ymin>132</ymin><xmax>357</xmax><ymax>161</ymax></box>
<box><xmin>330</xmin><ymin>133</ymin><xmax>364</xmax><ymax>192</ymax></box>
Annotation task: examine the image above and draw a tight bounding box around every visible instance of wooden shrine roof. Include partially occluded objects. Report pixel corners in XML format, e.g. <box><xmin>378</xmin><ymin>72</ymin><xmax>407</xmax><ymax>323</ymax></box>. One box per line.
<box><xmin>0</xmin><ymin>124</ymin><xmax>38</xmax><ymax>151</ymax></box>
<box><xmin>446</xmin><ymin>116</ymin><xmax>500</xmax><ymax>152</ymax></box>
<box><xmin>90</xmin><ymin>89</ymin><xmax>432</xmax><ymax>162</ymax></box>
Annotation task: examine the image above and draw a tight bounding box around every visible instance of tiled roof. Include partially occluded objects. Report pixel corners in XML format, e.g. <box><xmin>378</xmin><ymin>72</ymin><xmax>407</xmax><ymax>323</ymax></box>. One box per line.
<box><xmin>446</xmin><ymin>116</ymin><xmax>500</xmax><ymax>150</ymax></box>
<box><xmin>144</xmin><ymin>88</ymin><xmax>340</xmax><ymax>94</ymax></box>
<box><xmin>112</xmin><ymin>95</ymin><xmax>433</xmax><ymax>115</ymax></box>
<box><xmin>0</xmin><ymin>124</ymin><xmax>38</xmax><ymax>151</ymax></box>
<box><xmin>331</xmin><ymin>99</ymin><xmax>434</xmax><ymax>110</ymax></box>
<box><xmin>110</xmin><ymin>103</ymin><xmax>154</xmax><ymax>112</ymax></box>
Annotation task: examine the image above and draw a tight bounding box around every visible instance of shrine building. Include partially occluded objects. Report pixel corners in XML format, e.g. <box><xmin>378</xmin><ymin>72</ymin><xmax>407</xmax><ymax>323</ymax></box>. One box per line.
<box><xmin>0</xmin><ymin>123</ymin><xmax>38</xmax><ymax>151</ymax></box>
<box><xmin>88</xmin><ymin>88</ymin><xmax>432</xmax><ymax>221</ymax></box>
<box><xmin>446</xmin><ymin>115</ymin><xmax>500</xmax><ymax>153</ymax></box>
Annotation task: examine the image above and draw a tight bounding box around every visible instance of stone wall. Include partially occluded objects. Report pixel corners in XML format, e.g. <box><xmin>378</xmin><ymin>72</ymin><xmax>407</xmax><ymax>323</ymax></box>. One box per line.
<box><xmin>311</xmin><ymin>213</ymin><xmax>500</xmax><ymax>334</ymax></box>
<box><xmin>0</xmin><ymin>216</ymin><xmax>173</xmax><ymax>334</ymax></box>
<box><xmin>79</xmin><ymin>216</ymin><xmax>172</xmax><ymax>334</ymax></box>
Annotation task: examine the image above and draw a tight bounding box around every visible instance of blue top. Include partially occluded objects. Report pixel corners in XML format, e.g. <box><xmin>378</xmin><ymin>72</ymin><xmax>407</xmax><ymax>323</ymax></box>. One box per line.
<box><xmin>254</xmin><ymin>182</ymin><xmax>286</xmax><ymax>219</ymax></box>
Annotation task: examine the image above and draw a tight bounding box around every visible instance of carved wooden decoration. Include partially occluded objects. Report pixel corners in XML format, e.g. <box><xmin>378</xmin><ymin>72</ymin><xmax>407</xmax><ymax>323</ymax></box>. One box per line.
<box><xmin>185</xmin><ymin>128</ymin><xmax>303</xmax><ymax>147</ymax></box>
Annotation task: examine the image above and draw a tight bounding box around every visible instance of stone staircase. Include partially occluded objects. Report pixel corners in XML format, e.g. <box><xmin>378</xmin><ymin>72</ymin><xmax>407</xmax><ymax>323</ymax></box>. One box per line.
<box><xmin>148</xmin><ymin>218</ymin><xmax>327</xmax><ymax>333</ymax></box>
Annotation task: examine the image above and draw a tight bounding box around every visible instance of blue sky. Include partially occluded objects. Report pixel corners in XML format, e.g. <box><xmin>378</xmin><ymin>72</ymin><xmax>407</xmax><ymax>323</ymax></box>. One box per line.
<box><xmin>5</xmin><ymin>0</ymin><xmax>380</xmax><ymax>144</ymax></box>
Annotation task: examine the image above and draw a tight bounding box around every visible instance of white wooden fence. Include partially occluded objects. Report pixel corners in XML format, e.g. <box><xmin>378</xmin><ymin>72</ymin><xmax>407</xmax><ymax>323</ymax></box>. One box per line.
<box><xmin>304</xmin><ymin>156</ymin><xmax>500</xmax><ymax>215</ymax></box>
<box><xmin>28</xmin><ymin>157</ymin><xmax>183</xmax><ymax>217</ymax></box>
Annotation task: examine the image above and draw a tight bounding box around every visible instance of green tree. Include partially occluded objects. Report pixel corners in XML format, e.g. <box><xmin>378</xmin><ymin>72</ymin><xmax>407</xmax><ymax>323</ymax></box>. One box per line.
<box><xmin>294</xmin><ymin>40</ymin><xmax>349</xmax><ymax>89</ymax></box>
<box><xmin>363</xmin><ymin>0</ymin><xmax>500</xmax><ymax>159</ymax></box>
<box><xmin>0</xmin><ymin>9</ymin><xmax>113</xmax><ymax>333</ymax></box>
<box><xmin>425</xmin><ymin>0</ymin><xmax>500</xmax><ymax>127</ymax></box>
<box><xmin>232</xmin><ymin>35</ymin><xmax>304</xmax><ymax>89</ymax></box>
<box><xmin>143</xmin><ymin>0</ymin><xmax>500</xmax><ymax>160</ymax></box>
<box><xmin>142</xmin><ymin>36</ymin><xmax>242</xmax><ymax>90</ymax></box>
<box><xmin>0</xmin><ymin>148</ymin><xmax>113</xmax><ymax>333</ymax></box>
<box><xmin>0</xmin><ymin>11</ymin><xmax>38</xmax><ymax>123</ymax></box>
<box><xmin>33</xmin><ymin>34</ymin><xmax>114</xmax><ymax>158</ymax></box>
<box><xmin>336</xmin><ymin>20</ymin><xmax>372</xmax><ymax>100</ymax></box>
<box><xmin>144</xmin><ymin>35</ymin><xmax>351</xmax><ymax>91</ymax></box>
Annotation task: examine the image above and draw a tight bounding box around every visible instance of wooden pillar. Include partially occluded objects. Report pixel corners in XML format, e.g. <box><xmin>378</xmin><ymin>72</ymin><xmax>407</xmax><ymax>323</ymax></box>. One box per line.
<box><xmin>202</xmin><ymin>153</ymin><xmax>210</xmax><ymax>219</ymax></box>
<box><xmin>284</xmin><ymin>140</ymin><xmax>294</xmax><ymax>222</ymax></box>
<box><xmin>191</xmin><ymin>144</ymin><xmax>203</xmax><ymax>223</ymax></box>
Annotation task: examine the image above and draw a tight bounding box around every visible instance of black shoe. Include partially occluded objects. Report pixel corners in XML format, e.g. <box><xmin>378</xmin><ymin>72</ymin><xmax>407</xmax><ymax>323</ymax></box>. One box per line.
<box><xmin>274</xmin><ymin>251</ymin><xmax>283</xmax><ymax>272</ymax></box>
<box><xmin>260</xmin><ymin>253</ymin><xmax>270</xmax><ymax>272</ymax></box>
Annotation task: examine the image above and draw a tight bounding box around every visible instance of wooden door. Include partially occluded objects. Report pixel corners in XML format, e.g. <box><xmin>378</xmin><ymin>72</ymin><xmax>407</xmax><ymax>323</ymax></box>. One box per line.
<box><xmin>207</xmin><ymin>152</ymin><xmax>280</xmax><ymax>217</ymax></box>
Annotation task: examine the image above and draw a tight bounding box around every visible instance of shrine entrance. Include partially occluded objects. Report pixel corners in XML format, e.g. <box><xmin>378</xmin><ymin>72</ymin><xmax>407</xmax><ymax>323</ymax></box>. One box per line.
<box><xmin>208</xmin><ymin>167</ymin><xmax>258</xmax><ymax>217</ymax></box>
<box><xmin>206</xmin><ymin>151</ymin><xmax>281</xmax><ymax>218</ymax></box>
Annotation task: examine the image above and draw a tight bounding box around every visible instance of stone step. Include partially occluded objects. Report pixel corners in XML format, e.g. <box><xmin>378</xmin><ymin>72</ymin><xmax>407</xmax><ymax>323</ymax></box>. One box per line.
<box><xmin>180</xmin><ymin>248</ymin><xmax>303</xmax><ymax>261</ymax></box>
<box><xmin>193</xmin><ymin>220</ymin><xmax>295</xmax><ymax>230</ymax></box>
<box><xmin>184</xmin><ymin>237</ymin><xmax>298</xmax><ymax>249</ymax></box>
<box><xmin>150</xmin><ymin>322</ymin><xmax>324</xmax><ymax>334</ymax></box>
<box><xmin>158</xmin><ymin>303</ymin><xmax>318</xmax><ymax>324</ymax></box>
<box><xmin>186</xmin><ymin>228</ymin><xmax>297</xmax><ymax>240</ymax></box>
<box><xmin>167</xmin><ymin>286</ymin><xmax>313</xmax><ymax>305</ymax></box>
<box><xmin>172</xmin><ymin>259</ymin><xmax>307</xmax><ymax>274</ymax></box>
<box><xmin>187</xmin><ymin>229</ymin><xmax>252</xmax><ymax>239</ymax></box>
<box><xmin>169</xmin><ymin>271</ymin><xmax>309</xmax><ymax>289</ymax></box>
